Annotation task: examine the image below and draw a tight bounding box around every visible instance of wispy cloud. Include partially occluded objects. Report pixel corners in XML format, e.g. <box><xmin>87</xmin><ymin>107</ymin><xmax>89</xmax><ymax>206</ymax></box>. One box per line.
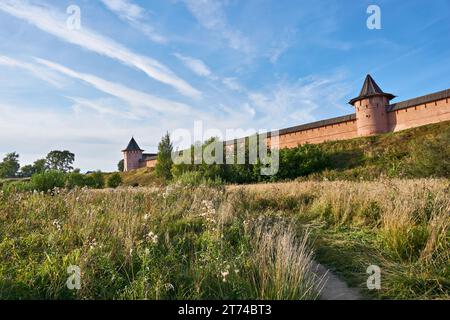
<box><xmin>0</xmin><ymin>0</ymin><xmax>199</xmax><ymax>97</ymax></box>
<box><xmin>268</xmin><ymin>28</ymin><xmax>297</xmax><ymax>64</ymax></box>
<box><xmin>182</xmin><ymin>0</ymin><xmax>252</xmax><ymax>53</ymax></box>
<box><xmin>246</xmin><ymin>71</ymin><xmax>352</xmax><ymax>128</ymax></box>
<box><xmin>173</xmin><ymin>52</ymin><xmax>244</xmax><ymax>92</ymax></box>
<box><xmin>100</xmin><ymin>0</ymin><xmax>167</xmax><ymax>44</ymax></box>
<box><xmin>0</xmin><ymin>55</ymin><xmax>64</xmax><ymax>87</ymax></box>
<box><xmin>69</xmin><ymin>96</ymin><xmax>137</xmax><ymax>119</ymax></box>
<box><xmin>173</xmin><ymin>52</ymin><xmax>213</xmax><ymax>77</ymax></box>
<box><xmin>35</xmin><ymin>58</ymin><xmax>193</xmax><ymax>115</ymax></box>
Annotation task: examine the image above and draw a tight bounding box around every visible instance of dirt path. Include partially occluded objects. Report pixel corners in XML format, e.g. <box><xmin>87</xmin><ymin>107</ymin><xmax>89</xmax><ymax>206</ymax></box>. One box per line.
<box><xmin>312</xmin><ymin>262</ymin><xmax>364</xmax><ymax>300</ymax></box>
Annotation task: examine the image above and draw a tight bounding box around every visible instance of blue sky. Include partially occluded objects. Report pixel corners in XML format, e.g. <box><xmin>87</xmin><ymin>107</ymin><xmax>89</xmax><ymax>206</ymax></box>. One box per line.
<box><xmin>0</xmin><ymin>0</ymin><xmax>449</xmax><ymax>171</ymax></box>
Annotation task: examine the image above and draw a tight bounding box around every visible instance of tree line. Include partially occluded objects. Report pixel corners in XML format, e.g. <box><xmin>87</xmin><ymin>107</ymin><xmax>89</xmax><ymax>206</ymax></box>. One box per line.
<box><xmin>154</xmin><ymin>133</ymin><xmax>330</xmax><ymax>185</ymax></box>
<box><xmin>0</xmin><ymin>150</ymin><xmax>75</xmax><ymax>179</ymax></box>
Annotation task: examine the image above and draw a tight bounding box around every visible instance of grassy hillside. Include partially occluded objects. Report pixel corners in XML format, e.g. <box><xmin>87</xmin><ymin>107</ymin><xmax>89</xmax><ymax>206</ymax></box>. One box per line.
<box><xmin>312</xmin><ymin>120</ymin><xmax>450</xmax><ymax>180</ymax></box>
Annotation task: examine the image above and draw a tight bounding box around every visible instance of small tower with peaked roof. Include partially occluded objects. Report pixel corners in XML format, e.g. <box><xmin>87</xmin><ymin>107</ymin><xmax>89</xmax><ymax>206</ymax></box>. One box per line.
<box><xmin>122</xmin><ymin>137</ymin><xmax>144</xmax><ymax>172</ymax></box>
<box><xmin>349</xmin><ymin>75</ymin><xmax>396</xmax><ymax>136</ymax></box>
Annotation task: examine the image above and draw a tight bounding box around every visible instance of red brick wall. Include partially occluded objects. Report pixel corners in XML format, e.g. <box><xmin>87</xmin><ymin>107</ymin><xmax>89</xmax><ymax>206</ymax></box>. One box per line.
<box><xmin>267</xmin><ymin>119</ymin><xmax>358</xmax><ymax>149</ymax></box>
<box><xmin>145</xmin><ymin>159</ymin><xmax>157</xmax><ymax>168</ymax></box>
<box><xmin>388</xmin><ymin>97</ymin><xmax>450</xmax><ymax>132</ymax></box>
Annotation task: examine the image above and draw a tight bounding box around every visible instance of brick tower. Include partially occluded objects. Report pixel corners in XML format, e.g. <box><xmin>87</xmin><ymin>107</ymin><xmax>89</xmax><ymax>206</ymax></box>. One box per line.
<box><xmin>349</xmin><ymin>75</ymin><xmax>396</xmax><ymax>136</ymax></box>
<box><xmin>122</xmin><ymin>137</ymin><xmax>144</xmax><ymax>172</ymax></box>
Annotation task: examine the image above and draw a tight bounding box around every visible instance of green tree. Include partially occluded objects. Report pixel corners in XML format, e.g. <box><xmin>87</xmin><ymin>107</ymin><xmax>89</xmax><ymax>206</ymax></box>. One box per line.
<box><xmin>118</xmin><ymin>159</ymin><xmax>124</xmax><ymax>172</ymax></box>
<box><xmin>107</xmin><ymin>173</ymin><xmax>122</xmax><ymax>188</ymax></box>
<box><xmin>20</xmin><ymin>165</ymin><xmax>35</xmax><ymax>177</ymax></box>
<box><xmin>155</xmin><ymin>132</ymin><xmax>173</xmax><ymax>180</ymax></box>
<box><xmin>46</xmin><ymin>150</ymin><xmax>75</xmax><ymax>172</ymax></box>
<box><xmin>33</xmin><ymin>159</ymin><xmax>47</xmax><ymax>174</ymax></box>
<box><xmin>0</xmin><ymin>152</ymin><xmax>20</xmax><ymax>178</ymax></box>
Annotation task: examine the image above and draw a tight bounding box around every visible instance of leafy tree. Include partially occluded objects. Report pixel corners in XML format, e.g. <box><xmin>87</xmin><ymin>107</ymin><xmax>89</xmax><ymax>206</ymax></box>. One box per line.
<box><xmin>155</xmin><ymin>132</ymin><xmax>173</xmax><ymax>180</ymax></box>
<box><xmin>118</xmin><ymin>159</ymin><xmax>124</xmax><ymax>172</ymax></box>
<box><xmin>20</xmin><ymin>165</ymin><xmax>35</xmax><ymax>177</ymax></box>
<box><xmin>107</xmin><ymin>173</ymin><xmax>122</xmax><ymax>188</ymax></box>
<box><xmin>46</xmin><ymin>150</ymin><xmax>75</xmax><ymax>172</ymax></box>
<box><xmin>0</xmin><ymin>152</ymin><xmax>20</xmax><ymax>178</ymax></box>
<box><xmin>33</xmin><ymin>159</ymin><xmax>47</xmax><ymax>174</ymax></box>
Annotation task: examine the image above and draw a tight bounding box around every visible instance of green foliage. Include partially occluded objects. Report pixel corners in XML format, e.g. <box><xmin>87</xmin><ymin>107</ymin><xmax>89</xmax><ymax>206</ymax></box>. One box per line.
<box><xmin>174</xmin><ymin>171</ymin><xmax>223</xmax><ymax>187</ymax></box>
<box><xmin>46</xmin><ymin>150</ymin><xmax>75</xmax><ymax>173</ymax></box>
<box><xmin>0</xmin><ymin>152</ymin><xmax>20</xmax><ymax>178</ymax></box>
<box><xmin>20</xmin><ymin>165</ymin><xmax>35</xmax><ymax>178</ymax></box>
<box><xmin>65</xmin><ymin>172</ymin><xmax>87</xmax><ymax>189</ymax></box>
<box><xmin>20</xmin><ymin>159</ymin><xmax>48</xmax><ymax>178</ymax></box>
<box><xmin>30</xmin><ymin>170</ymin><xmax>66</xmax><ymax>192</ymax></box>
<box><xmin>117</xmin><ymin>159</ymin><xmax>124</xmax><ymax>172</ymax></box>
<box><xmin>155</xmin><ymin>132</ymin><xmax>173</xmax><ymax>180</ymax></box>
<box><xmin>88</xmin><ymin>171</ymin><xmax>105</xmax><ymax>189</ymax></box>
<box><xmin>107</xmin><ymin>173</ymin><xmax>122</xmax><ymax>188</ymax></box>
<box><xmin>276</xmin><ymin>144</ymin><xmax>329</xmax><ymax>180</ymax></box>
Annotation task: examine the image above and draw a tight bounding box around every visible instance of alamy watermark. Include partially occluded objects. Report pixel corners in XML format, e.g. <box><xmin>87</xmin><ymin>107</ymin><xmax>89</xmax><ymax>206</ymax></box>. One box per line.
<box><xmin>366</xmin><ymin>265</ymin><xmax>381</xmax><ymax>290</ymax></box>
<box><xmin>66</xmin><ymin>5</ymin><xmax>81</xmax><ymax>30</ymax></box>
<box><xmin>170</xmin><ymin>121</ymin><xmax>280</xmax><ymax>176</ymax></box>
<box><xmin>66</xmin><ymin>265</ymin><xmax>81</xmax><ymax>290</ymax></box>
<box><xmin>367</xmin><ymin>5</ymin><xmax>382</xmax><ymax>30</ymax></box>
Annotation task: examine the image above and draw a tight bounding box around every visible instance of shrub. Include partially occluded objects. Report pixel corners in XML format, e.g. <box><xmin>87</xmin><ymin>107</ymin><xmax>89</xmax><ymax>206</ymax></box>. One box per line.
<box><xmin>30</xmin><ymin>170</ymin><xmax>66</xmax><ymax>192</ymax></box>
<box><xmin>276</xmin><ymin>144</ymin><xmax>330</xmax><ymax>180</ymax></box>
<box><xmin>88</xmin><ymin>171</ymin><xmax>105</xmax><ymax>189</ymax></box>
<box><xmin>65</xmin><ymin>172</ymin><xmax>86</xmax><ymax>189</ymax></box>
<box><xmin>107</xmin><ymin>173</ymin><xmax>122</xmax><ymax>188</ymax></box>
<box><xmin>175</xmin><ymin>171</ymin><xmax>223</xmax><ymax>187</ymax></box>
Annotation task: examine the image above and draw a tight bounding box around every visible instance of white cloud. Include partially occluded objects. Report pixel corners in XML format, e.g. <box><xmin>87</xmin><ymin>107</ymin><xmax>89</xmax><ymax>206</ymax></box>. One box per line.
<box><xmin>69</xmin><ymin>96</ymin><xmax>138</xmax><ymax>119</ymax></box>
<box><xmin>36</xmin><ymin>58</ymin><xmax>193</xmax><ymax>115</ymax></box>
<box><xmin>100</xmin><ymin>0</ymin><xmax>167</xmax><ymax>44</ymax></box>
<box><xmin>182</xmin><ymin>0</ymin><xmax>252</xmax><ymax>53</ymax></box>
<box><xmin>0</xmin><ymin>0</ymin><xmax>199</xmax><ymax>97</ymax></box>
<box><xmin>173</xmin><ymin>53</ymin><xmax>213</xmax><ymax>77</ymax></box>
<box><xmin>246</xmin><ymin>72</ymin><xmax>352</xmax><ymax>128</ymax></box>
<box><xmin>100</xmin><ymin>0</ymin><xmax>143</xmax><ymax>21</ymax></box>
<box><xmin>0</xmin><ymin>55</ymin><xmax>65</xmax><ymax>87</ymax></box>
<box><xmin>222</xmin><ymin>77</ymin><xmax>242</xmax><ymax>92</ymax></box>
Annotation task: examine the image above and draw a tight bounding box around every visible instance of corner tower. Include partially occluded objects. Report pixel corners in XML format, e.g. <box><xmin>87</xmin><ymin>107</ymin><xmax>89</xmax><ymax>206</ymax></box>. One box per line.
<box><xmin>122</xmin><ymin>137</ymin><xmax>144</xmax><ymax>172</ymax></box>
<box><xmin>349</xmin><ymin>75</ymin><xmax>395</xmax><ymax>136</ymax></box>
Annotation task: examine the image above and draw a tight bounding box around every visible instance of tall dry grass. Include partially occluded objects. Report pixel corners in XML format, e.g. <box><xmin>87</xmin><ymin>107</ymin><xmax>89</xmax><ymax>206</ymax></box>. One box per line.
<box><xmin>230</xmin><ymin>178</ymin><xmax>449</xmax><ymax>299</ymax></box>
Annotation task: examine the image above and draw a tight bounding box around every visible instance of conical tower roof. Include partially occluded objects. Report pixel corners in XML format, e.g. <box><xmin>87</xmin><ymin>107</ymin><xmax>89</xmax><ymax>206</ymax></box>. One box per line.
<box><xmin>122</xmin><ymin>137</ymin><xmax>144</xmax><ymax>152</ymax></box>
<box><xmin>349</xmin><ymin>75</ymin><xmax>395</xmax><ymax>105</ymax></box>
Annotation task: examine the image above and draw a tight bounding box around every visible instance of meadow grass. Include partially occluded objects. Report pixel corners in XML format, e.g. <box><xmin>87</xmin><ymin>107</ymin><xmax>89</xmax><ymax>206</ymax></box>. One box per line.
<box><xmin>0</xmin><ymin>185</ymin><xmax>319</xmax><ymax>300</ymax></box>
<box><xmin>0</xmin><ymin>178</ymin><xmax>448</xmax><ymax>299</ymax></box>
<box><xmin>231</xmin><ymin>179</ymin><xmax>449</xmax><ymax>299</ymax></box>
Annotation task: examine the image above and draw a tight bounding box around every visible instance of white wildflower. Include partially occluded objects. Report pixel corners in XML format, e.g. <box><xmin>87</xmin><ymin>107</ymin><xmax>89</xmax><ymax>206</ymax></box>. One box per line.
<box><xmin>52</xmin><ymin>219</ymin><xmax>62</xmax><ymax>231</ymax></box>
<box><xmin>164</xmin><ymin>283</ymin><xmax>175</xmax><ymax>291</ymax></box>
<box><xmin>145</xmin><ymin>231</ymin><xmax>158</xmax><ymax>244</ymax></box>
